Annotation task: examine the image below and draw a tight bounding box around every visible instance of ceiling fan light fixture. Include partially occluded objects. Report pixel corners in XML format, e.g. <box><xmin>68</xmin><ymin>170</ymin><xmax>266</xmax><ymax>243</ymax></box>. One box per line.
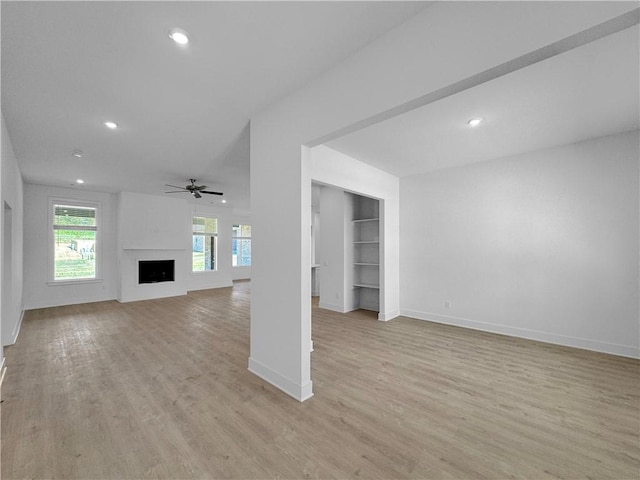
<box><xmin>169</xmin><ymin>28</ymin><xmax>190</xmax><ymax>46</ymax></box>
<box><xmin>165</xmin><ymin>180</ymin><xmax>223</xmax><ymax>199</ymax></box>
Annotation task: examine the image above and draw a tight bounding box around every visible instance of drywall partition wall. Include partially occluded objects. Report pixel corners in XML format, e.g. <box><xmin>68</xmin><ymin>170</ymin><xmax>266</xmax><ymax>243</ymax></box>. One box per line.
<box><xmin>1</xmin><ymin>114</ymin><xmax>25</xmax><ymax>346</ymax></box>
<box><xmin>250</xmin><ymin>139</ymin><xmax>312</xmax><ymax>401</ymax></box>
<box><xmin>118</xmin><ymin>192</ymin><xmax>189</xmax><ymax>302</ymax></box>
<box><xmin>400</xmin><ymin>131</ymin><xmax>640</xmax><ymax>358</ymax></box>
<box><xmin>119</xmin><ymin>192</ymin><xmax>189</xmax><ymax>250</ymax></box>
<box><xmin>311</xmin><ymin>146</ymin><xmax>399</xmax><ymax>320</ymax></box>
<box><xmin>250</xmin><ymin>3</ymin><xmax>636</xmax><ymax>400</ymax></box>
<box><xmin>23</xmin><ymin>184</ymin><xmax>117</xmax><ymax>309</ymax></box>
<box><xmin>0</xmin><ymin>144</ymin><xmax>3</xmax><ymax>358</ymax></box>
<box><xmin>0</xmin><ymin>136</ymin><xmax>3</xmax><ymax>357</ymax></box>
<box><xmin>317</xmin><ymin>185</ymin><xmax>350</xmax><ymax>313</ymax></box>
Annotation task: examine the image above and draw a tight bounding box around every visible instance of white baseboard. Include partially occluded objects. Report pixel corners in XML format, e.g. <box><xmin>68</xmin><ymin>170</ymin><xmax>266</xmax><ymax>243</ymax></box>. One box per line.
<box><xmin>248</xmin><ymin>357</ymin><xmax>314</xmax><ymax>402</ymax></box>
<box><xmin>0</xmin><ymin>357</ymin><xmax>6</xmax><ymax>388</ymax></box>
<box><xmin>9</xmin><ymin>309</ymin><xmax>25</xmax><ymax>345</ymax></box>
<box><xmin>378</xmin><ymin>310</ymin><xmax>399</xmax><ymax>322</ymax></box>
<box><xmin>2</xmin><ymin>309</ymin><xmax>25</xmax><ymax>347</ymax></box>
<box><xmin>318</xmin><ymin>301</ymin><xmax>350</xmax><ymax>313</ymax></box>
<box><xmin>187</xmin><ymin>281</ymin><xmax>234</xmax><ymax>292</ymax></box>
<box><xmin>25</xmin><ymin>294</ymin><xmax>117</xmax><ymax>310</ymax></box>
<box><xmin>400</xmin><ymin>309</ymin><xmax>640</xmax><ymax>359</ymax></box>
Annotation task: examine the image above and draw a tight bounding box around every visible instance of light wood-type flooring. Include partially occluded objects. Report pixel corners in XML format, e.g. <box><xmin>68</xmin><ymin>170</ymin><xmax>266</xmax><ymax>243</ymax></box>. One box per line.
<box><xmin>2</xmin><ymin>281</ymin><xmax>639</xmax><ymax>479</ymax></box>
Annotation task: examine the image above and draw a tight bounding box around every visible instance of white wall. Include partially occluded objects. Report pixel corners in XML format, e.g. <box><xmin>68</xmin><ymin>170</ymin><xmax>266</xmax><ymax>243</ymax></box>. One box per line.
<box><xmin>317</xmin><ymin>185</ymin><xmax>349</xmax><ymax>312</ymax></box>
<box><xmin>118</xmin><ymin>192</ymin><xmax>190</xmax><ymax>302</ymax></box>
<box><xmin>119</xmin><ymin>192</ymin><xmax>189</xmax><ymax>250</ymax></box>
<box><xmin>400</xmin><ymin>131</ymin><xmax>640</xmax><ymax>358</ymax></box>
<box><xmin>1</xmin><ymin>114</ymin><xmax>25</xmax><ymax>347</ymax></box>
<box><xmin>23</xmin><ymin>184</ymin><xmax>118</xmax><ymax>309</ymax></box>
<box><xmin>250</xmin><ymin>2</ymin><xmax>635</xmax><ymax>400</ymax></box>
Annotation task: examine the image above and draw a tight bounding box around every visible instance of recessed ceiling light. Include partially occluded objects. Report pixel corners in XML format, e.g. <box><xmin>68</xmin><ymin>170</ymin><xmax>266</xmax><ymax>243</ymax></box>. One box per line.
<box><xmin>467</xmin><ymin>117</ymin><xmax>484</xmax><ymax>127</ymax></box>
<box><xmin>169</xmin><ymin>28</ymin><xmax>189</xmax><ymax>45</ymax></box>
<box><xmin>76</xmin><ymin>179</ymin><xmax>85</xmax><ymax>184</ymax></box>
<box><xmin>72</xmin><ymin>150</ymin><xmax>83</xmax><ymax>158</ymax></box>
<box><xmin>221</xmin><ymin>199</ymin><xmax>227</xmax><ymax>204</ymax></box>
<box><xmin>104</xmin><ymin>121</ymin><xmax>118</xmax><ymax>130</ymax></box>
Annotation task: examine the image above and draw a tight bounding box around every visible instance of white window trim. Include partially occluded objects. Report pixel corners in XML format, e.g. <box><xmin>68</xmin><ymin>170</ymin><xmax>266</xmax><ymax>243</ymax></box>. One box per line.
<box><xmin>48</xmin><ymin>197</ymin><xmax>102</xmax><ymax>284</ymax></box>
<box><xmin>192</xmin><ymin>215</ymin><xmax>218</xmax><ymax>273</ymax></box>
<box><xmin>232</xmin><ymin>224</ymin><xmax>251</xmax><ymax>267</ymax></box>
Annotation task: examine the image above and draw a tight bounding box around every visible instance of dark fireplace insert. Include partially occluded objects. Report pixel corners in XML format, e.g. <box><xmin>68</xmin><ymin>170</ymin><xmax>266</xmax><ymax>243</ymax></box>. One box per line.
<box><xmin>138</xmin><ymin>260</ymin><xmax>175</xmax><ymax>284</ymax></box>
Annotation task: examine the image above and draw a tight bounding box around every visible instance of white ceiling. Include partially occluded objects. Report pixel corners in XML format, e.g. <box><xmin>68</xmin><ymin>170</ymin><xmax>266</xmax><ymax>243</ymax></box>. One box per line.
<box><xmin>1</xmin><ymin>1</ymin><xmax>429</xmax><ymax>212</ymax></box>
<box><xmin>327</xmin><ymin>24</ymin><xmax>639</xmax><ymax>177</ymax></box>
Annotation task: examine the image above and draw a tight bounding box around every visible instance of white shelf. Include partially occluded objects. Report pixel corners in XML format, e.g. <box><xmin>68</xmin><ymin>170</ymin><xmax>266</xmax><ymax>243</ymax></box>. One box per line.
<box><xmin>353</xmin><ymin>283</ymin><xmax>380</xmax><ymax>289</ymax></box>
<box><xmin>352</xmin><ymin>218</ymin><xmax>379</xmax><ymax>223</ymax></box>
<box><xmin>351</xmin><ymin>194</ymin><xmax>380</xmax><ymax>312</ymax></box>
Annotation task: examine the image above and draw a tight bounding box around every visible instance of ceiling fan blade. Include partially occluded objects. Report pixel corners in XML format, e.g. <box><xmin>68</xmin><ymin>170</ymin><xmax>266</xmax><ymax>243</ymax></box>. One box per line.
<box><xmin>165</xmin><ymin>184</ymin><xmax>187</xmax><ymax>190</ymax></box>
<box><xmin>192</xmin><ymin>191</ymin><xmax>202</xmax><ymax>199</ymax></box>
<box><xmin>201</xmin><ymin>190</ymin><xmax>224</xmax><ymax>196</ymax></box>
<box><xmin>165</xmin><ymin>191</ymin><xmax>187</xmax><ymax>194</ymax></box>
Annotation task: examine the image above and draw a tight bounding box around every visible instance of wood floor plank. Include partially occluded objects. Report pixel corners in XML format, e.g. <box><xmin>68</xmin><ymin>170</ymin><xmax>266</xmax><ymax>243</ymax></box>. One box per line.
<box><xmin>2</xmin><ymin>281</ymin><xmax>639</xmax><ymax>479</ymax></box>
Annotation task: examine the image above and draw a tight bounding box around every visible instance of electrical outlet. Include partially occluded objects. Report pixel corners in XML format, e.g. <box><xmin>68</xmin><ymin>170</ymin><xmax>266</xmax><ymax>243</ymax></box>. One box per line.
<box><xmin>445</xmin><ymin>301</ymin><xmax>452</xmax><ymax>309</ymax></box>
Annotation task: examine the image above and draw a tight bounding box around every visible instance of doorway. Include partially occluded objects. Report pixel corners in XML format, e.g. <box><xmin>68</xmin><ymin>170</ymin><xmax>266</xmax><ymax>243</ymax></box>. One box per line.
<box><xmin>2</xmin><ymin>201</ymin><xmax>13</xmax><ymax>347</ymax></box>
<box><xmin>311</xmin><ymin>182</ymin><xmax>381</xmax><ymax>314</ymax></box>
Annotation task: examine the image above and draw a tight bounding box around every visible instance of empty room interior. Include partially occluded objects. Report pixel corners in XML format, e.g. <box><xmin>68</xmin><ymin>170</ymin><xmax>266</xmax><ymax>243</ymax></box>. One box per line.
<box><xmin>1</xmin><ymin>1</ymin><xmax>639</xmax><ymax>478</ymax></box>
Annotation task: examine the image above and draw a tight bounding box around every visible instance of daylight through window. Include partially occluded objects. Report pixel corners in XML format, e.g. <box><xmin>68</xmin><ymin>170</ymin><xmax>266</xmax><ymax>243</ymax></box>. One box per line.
<box><xmin>193</xmin><ymin>216</ymin><xmax>217</xmax><ymax>271</ymax></box>
<box><xmin>53</xmin><ymin>204</ymin><xmax>97</xmax><ymax>280</ymax></box>
<box><xmin>232</xmin><ymin>224</ymin><xmax>251</xmax><ymax>266</ymax></box>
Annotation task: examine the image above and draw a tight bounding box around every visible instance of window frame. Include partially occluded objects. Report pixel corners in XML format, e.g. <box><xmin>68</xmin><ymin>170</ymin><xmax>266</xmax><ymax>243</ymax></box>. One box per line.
<box><xmin>232</xmin><ymin>223</ymin><xmax>252</xmax><ymax>267</ymax></box>
<box><xmin>48</xmin><ymin>198</ymin><xmax>102</xmax><ymax>285</ymax></box>
<box><xmin>192</xmin><ymin>215</ymin><xmax>218</xmax><ymax>272</ymax></box>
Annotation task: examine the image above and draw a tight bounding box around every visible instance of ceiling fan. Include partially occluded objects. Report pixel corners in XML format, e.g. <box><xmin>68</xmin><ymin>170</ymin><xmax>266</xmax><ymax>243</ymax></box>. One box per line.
<box><xmin>165</xmin><ymin>179</ymin><xmax>223</xmax><ymax>199</ymax></box>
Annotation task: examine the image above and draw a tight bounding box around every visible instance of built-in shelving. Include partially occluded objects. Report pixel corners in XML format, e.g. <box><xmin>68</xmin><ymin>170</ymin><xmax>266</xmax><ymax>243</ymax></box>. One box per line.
<box><xmin>351</xmin><ymin>194</ymin><xmax>380</xmax><ymax>312</ymax></box>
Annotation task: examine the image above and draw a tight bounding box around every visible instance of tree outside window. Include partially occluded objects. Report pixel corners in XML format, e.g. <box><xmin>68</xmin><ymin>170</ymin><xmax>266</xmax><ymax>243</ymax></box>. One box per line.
<box><xmin>53</xmin><ymin>204</ymin><xmax>97</xmax><ymax>280</ymax></box>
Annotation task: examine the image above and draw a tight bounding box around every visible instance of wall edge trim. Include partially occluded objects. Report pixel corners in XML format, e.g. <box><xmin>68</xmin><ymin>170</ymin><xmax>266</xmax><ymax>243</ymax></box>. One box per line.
<box><xmin>248</xmin><ymin>357</ymin><xmax>313</xmax><ymax>402</ymax></box>
<box><xmin>378</xmin><ymin>310</ymin><xmax>399</xmax><ymax>321</ymax></box>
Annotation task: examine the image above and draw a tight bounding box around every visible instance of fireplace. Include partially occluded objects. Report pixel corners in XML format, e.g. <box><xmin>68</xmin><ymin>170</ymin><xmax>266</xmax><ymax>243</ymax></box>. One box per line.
<box><xmin>138</xmin><ymin>260</ymin><xmax>175</xmax><ymax>284</ymax></box>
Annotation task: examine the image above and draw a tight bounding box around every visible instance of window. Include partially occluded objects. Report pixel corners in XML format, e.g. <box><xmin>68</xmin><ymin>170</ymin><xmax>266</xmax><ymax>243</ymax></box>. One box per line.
<box><xmin>193</xmin><ymin>216</ymin><xmax>217</xmax><ymax>271</ymax></box>
<box><xmin>53</xmin><ymin>203</ymin><xmax>97</xmax><ymax>280</ymax></box>
<box><xmin>232</xmin><ymin>224</ymin><xmax>251</xmax><ymax>266</ymax></box>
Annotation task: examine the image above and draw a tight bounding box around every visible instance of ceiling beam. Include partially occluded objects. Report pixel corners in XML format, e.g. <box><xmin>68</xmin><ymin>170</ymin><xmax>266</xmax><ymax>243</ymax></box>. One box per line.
<box><xmin>308</xmin><ymin>8</ymin><xmax>639</xmax><ymax>148</ymax></box>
